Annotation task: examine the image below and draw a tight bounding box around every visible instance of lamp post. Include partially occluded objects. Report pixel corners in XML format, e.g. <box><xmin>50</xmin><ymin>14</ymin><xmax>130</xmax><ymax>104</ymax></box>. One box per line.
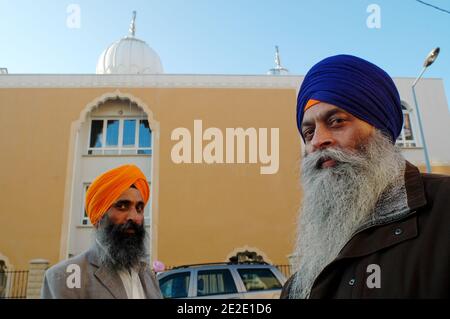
<box><xmin>411</xmin><ymin>47</ymin><xmax>440</xmax><ymax>173</ymax></box>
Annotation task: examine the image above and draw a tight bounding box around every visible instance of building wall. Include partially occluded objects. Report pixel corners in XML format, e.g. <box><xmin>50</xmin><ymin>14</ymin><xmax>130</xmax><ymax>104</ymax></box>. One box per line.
<box><xmin>394</xmin><ymin>78</ymin><xmax>450</xmax><ymax>168</ymax></box>
<box><xmin>0</xmin><ymin>75</ymin><xmax>448</xmax><ymax>270</ymax></box>
<box><xmin>0</xmin><ymin>84</ymin><xmax>301</xmax><ymax>269</ymax></box>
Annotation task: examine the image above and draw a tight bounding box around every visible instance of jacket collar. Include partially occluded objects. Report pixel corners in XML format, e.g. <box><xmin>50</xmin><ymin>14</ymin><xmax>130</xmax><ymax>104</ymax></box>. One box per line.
<box><xmin>336</xmin><ymin>160</ymin><xmax>427</xmax><ymax>260</ymax></box>
<box><xmin>86</xmin><ymin>240</ymin><xmax>149</xmax><ymax>299</ymax></box>
<box><xmin>404</xmin><ymin>161</ymin><xmax>427</xmax><ymax>211</ymax></box>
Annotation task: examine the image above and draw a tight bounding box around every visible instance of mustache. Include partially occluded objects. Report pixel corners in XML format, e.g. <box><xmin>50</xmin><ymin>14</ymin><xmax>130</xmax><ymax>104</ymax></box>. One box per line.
<box><xmin>302</xmin><ymin>146</ymin><xmax>366</xmax><ymax>172</ymax></box>
<box><xmin>114</xmin><ymin>219</ymin><xmax>143</xmax><ymax>233</ymax></box>
<box><xmin>106</xmin><ymin>219</ymin><xmax>146</xmax><ymax>241</ymax></box>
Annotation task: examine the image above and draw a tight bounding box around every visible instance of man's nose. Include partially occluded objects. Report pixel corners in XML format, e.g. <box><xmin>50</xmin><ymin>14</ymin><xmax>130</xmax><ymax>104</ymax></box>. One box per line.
<box><xmin>310</xmin><ymin>125</ymin><xmax>335</xmax><ymax>151</ymax></box>
<box><xmin>127</xmin><ymin>206</ymin><xmax>141</xmax><ymax>222</ymax></box>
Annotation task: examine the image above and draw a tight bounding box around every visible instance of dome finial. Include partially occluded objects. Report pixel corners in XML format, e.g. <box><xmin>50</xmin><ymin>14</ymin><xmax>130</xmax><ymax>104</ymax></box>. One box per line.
<box><xmin>129</xmin><ymin>11</ymin><xmax>137</xmax><ymax>37</ymax></box>
<box><xmin>275</xmin><ymin>45</ymin><xmax>281</xmax><ymax>68</ymax></box>
<box><xmin>267</xmin><ymin>45</ymin><xmax>290</xmax><ymax>75</ymax></box>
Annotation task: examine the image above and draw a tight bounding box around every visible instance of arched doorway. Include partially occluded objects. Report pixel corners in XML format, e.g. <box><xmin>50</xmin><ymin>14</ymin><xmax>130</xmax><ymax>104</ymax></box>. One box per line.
<box><xmin>61</xmin><ymin>91</ymin><xmax>160</xmax><ymax>264</ymax></box>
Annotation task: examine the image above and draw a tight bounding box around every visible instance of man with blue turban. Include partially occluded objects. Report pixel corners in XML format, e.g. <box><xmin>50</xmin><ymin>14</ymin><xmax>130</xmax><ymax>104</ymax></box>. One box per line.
<box><xmin>282</xmin><ymin>55</ymin><xmax>450</xmax><ymax>299</ymax></box>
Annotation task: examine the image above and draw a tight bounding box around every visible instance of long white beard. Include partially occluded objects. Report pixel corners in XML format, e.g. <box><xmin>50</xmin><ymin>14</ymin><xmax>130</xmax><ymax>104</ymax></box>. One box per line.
<box><xmin>290</xmin><ymin>130</ymin><xmax>405</xmax><ymax>299</ymax></box>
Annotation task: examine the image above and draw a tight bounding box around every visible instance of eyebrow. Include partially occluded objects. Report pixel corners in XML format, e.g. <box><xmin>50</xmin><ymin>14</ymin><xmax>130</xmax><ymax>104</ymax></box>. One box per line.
<box><xmin>302</xmin><ymin>108</ymin><xmax>347</xmax><ymax>129</ymax></box>
<box><xmin>114</xmin><ymin>199</ymin><xmax>145</xmax><ymax>206</ymax></box>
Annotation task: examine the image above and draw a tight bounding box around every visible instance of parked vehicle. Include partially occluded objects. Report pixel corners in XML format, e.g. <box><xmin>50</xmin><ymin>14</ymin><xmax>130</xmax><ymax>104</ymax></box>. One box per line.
<box><xmin>157</xmin><ymin>262</ymin><xmax>287</xmax><ymax>299</ymax></box>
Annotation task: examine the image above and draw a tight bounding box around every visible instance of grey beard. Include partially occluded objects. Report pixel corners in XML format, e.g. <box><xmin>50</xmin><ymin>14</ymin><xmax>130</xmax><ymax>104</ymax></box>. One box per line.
<box><xmin>290</xmin><ymin>130</ymin><xmax>406</xmax><ymax>299</ymax></box>
<box><xmin>95</xmin><ymin>215</ymin><xmax>147</xmax><ymax>272</ymax></box>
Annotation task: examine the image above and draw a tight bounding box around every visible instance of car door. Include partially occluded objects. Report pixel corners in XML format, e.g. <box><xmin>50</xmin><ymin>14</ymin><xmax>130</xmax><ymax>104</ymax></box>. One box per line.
<box><xmin>235</xmin><ymin>267</ymin><xmax>284</xmax><ymax>299</ymax></box>
<box><xmin>193</xmin><ymin>268</ymin><xmax>241</xmax><ymax>299</ymax></box>
<box><xmin>158</xmin><ymin>271</ymin><xmax>192</xmax><ymax>299</ymax></box>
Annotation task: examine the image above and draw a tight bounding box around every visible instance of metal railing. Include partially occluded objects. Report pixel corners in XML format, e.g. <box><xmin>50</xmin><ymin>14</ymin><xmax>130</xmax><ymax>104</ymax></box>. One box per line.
<box><xmin>0</xmin><ymin>270</ymin><xmax>29</xmax><ymax>299</ymax></box>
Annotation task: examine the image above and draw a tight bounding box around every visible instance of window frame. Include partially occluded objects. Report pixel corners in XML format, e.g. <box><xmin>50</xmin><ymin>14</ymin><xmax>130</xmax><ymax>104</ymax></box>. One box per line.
<box><xmin>195</xmin><ymin>268</ymin><xmax>238</xmax><ymax>297</ymax></box>
<box><xmin>159</xmin><ymin>271</ymin><xmax>192</xmax><ymax>299</ymax></box>
<box><xmin>236</xmin><ymin>268</ymin><xmax>282</xmax><ymax>292</ymax></box>
<box><xmin>396</xmin><ymin>104</ymin><xmax>418</xmax><ymax>148</ymax></box>
<box><xmin>87</xmin><ymin>117</ymin><xmax>152</xmax><ymax>155</ymax></box>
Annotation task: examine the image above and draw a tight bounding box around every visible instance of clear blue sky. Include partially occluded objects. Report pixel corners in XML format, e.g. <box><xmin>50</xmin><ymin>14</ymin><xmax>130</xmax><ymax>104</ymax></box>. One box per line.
<box><xmin>1</xmin><ymin>0</ymin><xmax>449</xmax><ymax>109</ymax></box>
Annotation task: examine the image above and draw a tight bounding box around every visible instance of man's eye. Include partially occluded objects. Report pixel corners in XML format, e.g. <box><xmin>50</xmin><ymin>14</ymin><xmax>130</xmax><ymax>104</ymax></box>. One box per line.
<box><xmin>115</xmin><ymin>203</ymin><xmax>128</xmax><ymax>210</ymax></box>
<box><xmin>303</xmin><ymin>129</ymin><xmax>314</xmax><ymax>140</ymax></box>
<box><xmin>329</xmin><ymin>118</ymin><xmax>345</xmax><ymax>126</ymax></box>
<box><xmin>136</xmin><ymin>205</ymin><xmax>144</xmax><ymax>213</ymax></box>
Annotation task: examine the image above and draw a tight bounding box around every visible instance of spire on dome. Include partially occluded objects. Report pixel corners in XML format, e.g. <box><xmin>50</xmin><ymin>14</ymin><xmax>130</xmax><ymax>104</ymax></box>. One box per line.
<box><xmin>96</xmin><ymin>11</ymin><xmax>164</xmax><ymax>74</ymax></box>
<box><xmin>275</xmin><ymin>46</ymin><xmax>282</xmax><ymax>68</ymax></box>
<box><xmin>267</xmin><ymin>45</ymin><xmax>290</xmax><ymax>75</ymax></box>
<box><xmin>129</xmin><ymin>11</ymin><xmax>137</xmax><ymax>37</ymax></box>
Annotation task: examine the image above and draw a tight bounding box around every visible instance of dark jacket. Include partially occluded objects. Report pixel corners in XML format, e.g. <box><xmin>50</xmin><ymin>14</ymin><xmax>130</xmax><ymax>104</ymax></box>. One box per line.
<box><xmin>281</xmin><ymin>162</ymin><xmax>450</xmax><ymax>299</ymax></box>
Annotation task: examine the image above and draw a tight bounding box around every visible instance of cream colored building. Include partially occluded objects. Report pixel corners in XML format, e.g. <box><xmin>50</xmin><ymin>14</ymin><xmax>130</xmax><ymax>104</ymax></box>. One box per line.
<box><xmin>1</xmin><ymin>17</ymin><xmax>449</xmax><ymax>273</ymax></box>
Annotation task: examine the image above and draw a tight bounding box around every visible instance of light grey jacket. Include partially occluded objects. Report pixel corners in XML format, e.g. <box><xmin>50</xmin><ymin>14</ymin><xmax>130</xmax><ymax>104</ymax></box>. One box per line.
<box><xmin>41</xmin><ymin>243</ymin><xmax>162</xmax><ymax>299</ymax></box>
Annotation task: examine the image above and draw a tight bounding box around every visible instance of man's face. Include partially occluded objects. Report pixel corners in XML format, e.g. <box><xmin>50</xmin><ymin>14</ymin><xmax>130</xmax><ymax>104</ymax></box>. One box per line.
<box><xmin>96</xmin><ymin>187</ymin><xmax>147</xmax><ymax>270</ymax></box>
<box><xmin>301</xmin><ymin>102</ymin><xmax>374</xmax><ymax>166</ymax></box>
<box><xmin>103</xmin><ymin>187</ymin><xmax>145</xmax><ymax>230</ymax></box>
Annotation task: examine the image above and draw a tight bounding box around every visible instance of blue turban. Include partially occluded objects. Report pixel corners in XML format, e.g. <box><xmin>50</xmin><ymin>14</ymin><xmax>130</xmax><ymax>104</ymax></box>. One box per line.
<box><xmin>296</xmin><ymin>54</ymin><xmax>403</xmax><ymax>143</ymax></box>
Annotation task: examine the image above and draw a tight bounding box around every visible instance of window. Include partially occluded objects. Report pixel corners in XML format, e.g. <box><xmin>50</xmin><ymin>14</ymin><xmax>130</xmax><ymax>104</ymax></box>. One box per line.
<box><xmin>159</xmin><ymin>272</ymin><xmax>190</xmax><ymax>298</ymax></box>
<box><xmin>81</xmin><ymin>182</ymin><xmax>151</xmax><ymax>226</ymax></box>
<box><xmin>237</xmin><ymin>268</ymin><xmax>282</xmax><ymax>292</ymax></box>
<box><xmin>0</xmin><ymin>260</ymin><xmax>7</xmax><ymax>298</ymax></box>
<box><xmin>197</xmin><ymin>269</ymin><xmax>237</xmax><ymax>296</ymax></box>
<box><xmin>396</xmin><ymin>105</ymin><xmax>417</xmax><ymax>147</ymax></box>
<box><xmin>88</xmin><ymin>118</ymin><xmax>152</xmax><ymax>155</ymax></box>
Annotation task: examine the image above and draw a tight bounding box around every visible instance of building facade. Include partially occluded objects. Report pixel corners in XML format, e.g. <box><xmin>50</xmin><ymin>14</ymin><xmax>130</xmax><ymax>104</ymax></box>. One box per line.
<box><xmin>1</xmin><ymin>15</ymin><xmax>449</xmax><ymax>272</ymax></box>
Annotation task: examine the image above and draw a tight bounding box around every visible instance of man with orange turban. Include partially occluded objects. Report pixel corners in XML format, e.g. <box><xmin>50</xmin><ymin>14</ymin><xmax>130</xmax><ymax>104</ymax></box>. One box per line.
<box><xmin>41</xmin><ymin>164</ymin><xmax>162</xmax><ymax>299</ymax></box>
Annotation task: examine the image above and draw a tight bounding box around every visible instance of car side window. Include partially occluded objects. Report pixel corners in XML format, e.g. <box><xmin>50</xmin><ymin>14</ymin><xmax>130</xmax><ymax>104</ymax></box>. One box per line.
<box><xmin>237</xmin><ymin>268</ymin><xmax>282</xmax><ymax>291</ymax></box>
<box><xmin>197</xmin><ymin>269</ymin><xmax>237</xmax><ymax>296</ymax></box>
<box><xmin>159</xmin><ymin>272</ymin><xmax>190</xmax><ymax>298</ymax></box>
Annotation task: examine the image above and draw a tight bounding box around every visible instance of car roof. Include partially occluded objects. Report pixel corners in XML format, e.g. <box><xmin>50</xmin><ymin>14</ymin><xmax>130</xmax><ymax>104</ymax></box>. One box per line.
<box><xmin>172</xmin><ymin>262</ymin><xmax>270</xmax><ymax>269</ymax></box>
<box><xmin>157</xmin><ymin>262</ymin><xmax>282</xmax><ymax>278</ymax></box>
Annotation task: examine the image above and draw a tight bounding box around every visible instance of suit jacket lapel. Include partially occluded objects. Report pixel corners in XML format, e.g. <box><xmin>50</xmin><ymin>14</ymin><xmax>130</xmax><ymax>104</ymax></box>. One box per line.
<box><xmin>87</xmin><ymin>242</ymin><xmax>128</xmax><ymax>299</ymax></box>
<box><xmin>94</xmin><ymin>266</ymin><xmax>128</xmax><ymax>299</ymax></box>
<box><xmin>138</xmin><ymin>262</ymin><xmax>154</xmax><ymax>298</ymax></box>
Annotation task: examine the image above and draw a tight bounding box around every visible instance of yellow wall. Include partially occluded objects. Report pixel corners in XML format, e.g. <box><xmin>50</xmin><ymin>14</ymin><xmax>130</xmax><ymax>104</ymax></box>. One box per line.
<box><xmin>0</xmin><ymin>87</ymin><xmax>301</xmax><ymax>269</ymax></box>
<box><xmin>417</xmin><ymin>165</ymin><xmax>450</xmax><ymax>175</ymax></box>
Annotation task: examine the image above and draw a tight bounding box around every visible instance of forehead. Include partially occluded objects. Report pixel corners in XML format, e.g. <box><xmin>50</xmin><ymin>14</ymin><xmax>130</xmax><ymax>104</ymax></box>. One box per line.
<box><xmin>302</xmin><ymin>102</ymin><xmax>350</xmax><ymax>126</ymax></box>
<box><xmin>116</xmin><ymin>187</ymin><xmax>144</xmax><ymax>202</ymax></box>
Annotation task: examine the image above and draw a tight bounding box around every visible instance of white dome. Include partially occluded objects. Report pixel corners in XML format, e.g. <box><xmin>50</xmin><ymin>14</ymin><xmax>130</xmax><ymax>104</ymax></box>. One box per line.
<box><xmin>96</xmin><ymin>12</ymin><xmax>163</xmax><ymax>75</ymax></box>
<box><xmin>96</xmin><ymin>36</ymin><xmax>163</xmax><ymax>74</ymax></box>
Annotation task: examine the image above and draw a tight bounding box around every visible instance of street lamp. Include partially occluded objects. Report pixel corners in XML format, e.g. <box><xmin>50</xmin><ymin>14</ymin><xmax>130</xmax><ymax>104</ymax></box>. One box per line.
<box><xmin>411</xmin><ymin>47</ymin><xmax>440</xmax><ymax>173</ymax></box>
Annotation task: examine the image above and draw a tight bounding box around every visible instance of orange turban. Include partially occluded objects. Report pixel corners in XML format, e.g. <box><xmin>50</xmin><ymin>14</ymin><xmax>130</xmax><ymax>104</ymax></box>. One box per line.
<box><xmin>304</xmin><ymin>99</ymin><xmax>321</xmax><ymax>112</ymax></box>
<box><xmin>85</xmin><ymin>164</ymin><xmax>150</xmax><ymax>226</ymax></box>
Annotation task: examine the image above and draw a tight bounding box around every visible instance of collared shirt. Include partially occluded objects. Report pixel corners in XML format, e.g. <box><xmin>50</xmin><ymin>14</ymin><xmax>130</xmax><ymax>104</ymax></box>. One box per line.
<box><xmin>117</xmin><ymin>268</ymin><xmax>146</xmax><ymax>299</ymax></box>
<box><xmin>95</xmin><ymin>239</ymin><xmax>146</xmax><ymax>299</ymax></box>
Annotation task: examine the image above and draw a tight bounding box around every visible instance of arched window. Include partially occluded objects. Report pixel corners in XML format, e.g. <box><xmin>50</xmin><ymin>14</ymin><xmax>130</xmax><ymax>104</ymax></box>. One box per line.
<box><xmin>67</xmin><ymin>94</ymin><xmax>156</xmax><ymax>261</ymax></box>
<box><xmin>88</xmin><ymin>110</ymin><xmax>152</xmax><ymax>155</ymax></box>
<box><xmin>396</xmin><ymin>103</ymin><xmax>417</xmax><ymax>147</ymax></box>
